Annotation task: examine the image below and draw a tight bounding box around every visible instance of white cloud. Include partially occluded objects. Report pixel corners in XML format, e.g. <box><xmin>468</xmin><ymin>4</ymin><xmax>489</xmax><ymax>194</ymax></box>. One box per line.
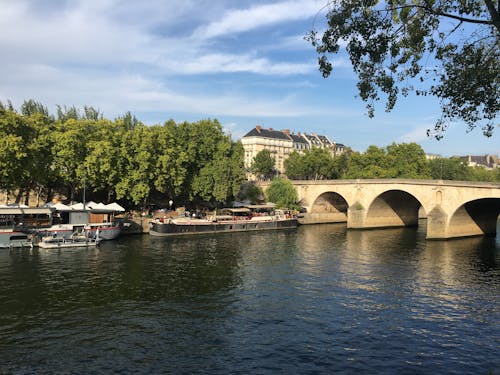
<box><xmin>170</xmin><ymin>53</ymin><xmax>313</xmax><ymax>75</ymax></box>
<box><xmin>193</xmin><ymin>0</ymin><xmax>323</xmax><ymax>39</ymax></box>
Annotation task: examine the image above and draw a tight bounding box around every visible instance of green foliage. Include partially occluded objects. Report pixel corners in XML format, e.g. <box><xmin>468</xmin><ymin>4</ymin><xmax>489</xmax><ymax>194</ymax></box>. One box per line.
<box><xmin>251</xmin><ymin>149</ymin><xmax>275</xmax><ymax>180</ymax></box>
<box><xmin>237</xmin><ymin>182</ymin><xmax>264</xmax><ymax>204</ymax></box>
<box><xmin>0</xmin><ymin>101</ymin><xmax>246</xmax><ymax>207</ymax></box>
<box><xmin>307</xmin><ymin>0</ymin><xmax>500</xmax><ymax>138</ymax></box>
<box><xmin>428</xmin><ymin>157</ymin><xmax>470</xmax><ymax>180</ymax></box>
<box><xmin>344</xmin><ymin>143</ymin><xmax>431</xmax><ymax>179</ymax></box>
<box><xmin>284</xmin><ymin>148</ymin><xmax>342</xmax><ymax>179</ymax></box>
<box><xmin>266</xmin><ymin>177</ymin><xmax>299</xmax><ymax>209</ymax></box>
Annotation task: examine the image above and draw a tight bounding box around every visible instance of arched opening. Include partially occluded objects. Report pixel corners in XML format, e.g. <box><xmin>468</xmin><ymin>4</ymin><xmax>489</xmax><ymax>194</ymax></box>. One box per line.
<box><xmin>312</xmin><ymin>192</ymin><xmax>348</xmax><ymax>214</ymax></box>
<box><xmin>306</xmin><ymin>192</ymin><xmax>349</xmax><ymax>224</ymax></box>
<box><xmin>448</xmin><ymin>198</ymin><xmax>500</xmax><ymax>238</ymax></box>
<box><xmin>365</xmin><ymin>190</ymin><xmax>422</xmax><ymax>228</ymax></box>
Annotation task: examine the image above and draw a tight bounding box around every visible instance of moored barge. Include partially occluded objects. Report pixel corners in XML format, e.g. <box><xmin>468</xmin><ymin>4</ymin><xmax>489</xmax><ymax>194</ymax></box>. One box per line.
<box><xmin>150</xmin><ymin>207</ymin><xmax>297</xmax><ymax>237</ymax></box>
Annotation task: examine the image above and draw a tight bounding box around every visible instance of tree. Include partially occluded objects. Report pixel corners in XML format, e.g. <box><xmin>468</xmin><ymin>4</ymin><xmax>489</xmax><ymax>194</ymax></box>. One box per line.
<box><xmin>115</xmin><ymin>124</ymin><xmax>157</xmax><ymax>205</ymax></box>
<box><xmin>385</xmin><ymin>142</ymin><xmax>431</xmax><ymax>178</ymax></box>
<box><xmin>266</xmin><ymin>177</ymin><xmax>299</xmax><ymax>209</ymax></box>
<box><xmin>307</xmin><ymin>1</ymin><xmax>499</xmax><ymax>138</ymax></box>
<box><xmin>0</xmin><ymin>110</ymin><xmax>31</xmax><ymax>192</ymax></box>
<box><xmin>251</xmin><ymin>149</ymin><xmax>275</xmax><ymax>180</ymax></box>
<box><xmin>428</xmin><ymin>157</ymin><xmax>470</xmax><ymax>180</ymax></box>
<box><xmin>345</xmin><ymin>146</ymin><xmax>393</xmax><ymax>178</ymax></box>
<box><xmin>343</xmin><ymin>143</ymin><xmax>430</xmax><ymax>179</ymax></box>
<box><xmin>192</xmin><ymin>140</ymin><xmax>246</xmax><ymax>205</ymax></box>
<box><xmin>83</xmin><ymin>119</ymin><xmax>126</xmax><ymax>202</ymax></box>
<box><xmin>284</xmin><ymin>151</ymin><xmax>306</xmax><ymax>179</ymax></box>
<box><xmin>237</xmin><ymin>182</ymin><xmax>264</xmax><ymax>204</ymax></box>
<box><xmin>301</xmin><ymin>147</ymin><xmax>335</xmax><ymax>180</ymax></box>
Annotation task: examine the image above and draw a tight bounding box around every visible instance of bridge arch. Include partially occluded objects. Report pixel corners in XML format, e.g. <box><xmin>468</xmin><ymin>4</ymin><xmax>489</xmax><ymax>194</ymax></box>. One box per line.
<box><xmin>306</xmin><ymin>191</ymin><xmax>349</xmax><ymax>223</ymax></box>
<box><xmin>362</xmin><ymin>189</ymin><xmax>423</xmax><ymax>229</ymax></box>
<box><xmin>446</xmin><ymin>198</ymin><xmax>500</xmax><ymax>238</ymax></box>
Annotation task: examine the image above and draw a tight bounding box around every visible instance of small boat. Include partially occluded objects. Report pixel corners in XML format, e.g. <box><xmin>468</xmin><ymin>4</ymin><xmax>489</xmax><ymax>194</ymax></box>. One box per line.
<box><xmin>36</xmin><ymin>222</ymin><xmax>120</xmax><ymax>241</ymax></box>
<box><xmin>38</xmin><ymin>231</ymin><xmax>102</xmax><ymax>249</ymax></box>
<box><xmin>34</xmin><ymin>200</ymin><xmax>123</xmax><ymax>241</ymax></box>
<box><xmin>150</xmin><ymin>206</ymin><xmax>298</xmax><ymax>237</ymax></box>
<box><xmin>0</xmin><ymin>229</ymin><xmax>32</xmax><ymax>248</ymax></box>
<box><xmin>85</xmin><ymin>222</ymin><xmax>120</xmax><ymax>240</ymax></box>
<box><xmin>0</xmin><ymin>206</ymin><xmax>52</xmax><ymax>248</ymax></box>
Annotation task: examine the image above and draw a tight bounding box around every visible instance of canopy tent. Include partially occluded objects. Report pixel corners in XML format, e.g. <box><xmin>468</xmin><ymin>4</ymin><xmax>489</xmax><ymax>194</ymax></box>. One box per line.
<box><xmin>104</xmin><ymin>202</ymin><xmax>125</xmax><ymax>212</ymax></box>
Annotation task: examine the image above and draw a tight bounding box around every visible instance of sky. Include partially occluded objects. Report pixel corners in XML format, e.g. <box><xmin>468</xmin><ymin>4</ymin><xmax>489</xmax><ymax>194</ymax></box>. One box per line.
<box><xmin>0</xmin><ymin>0</ymin><xmax>497</xmax><ymax>157</ymax></box>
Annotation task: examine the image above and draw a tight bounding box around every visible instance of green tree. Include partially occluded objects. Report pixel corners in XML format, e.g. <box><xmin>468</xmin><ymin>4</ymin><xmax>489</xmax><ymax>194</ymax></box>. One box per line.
<box><xmin>237</xmin><ymin>182</ymin><xmax>264</xmax><ymax>204</ymax></box>
<box><xmin>0</xmin><ymin>109</ymin><xmax>31</xmax><ymax>193</ymax></box>
<box><xmin>51</xmin><ymin>118</ymin><xmax>97</xmax><ymax>201</ymax></box>
<box><xmin>154</xmin><ymin>120</ymin><xmax>189</xmax><ymax>200</ymax></box>
<box><xmin>307</xmin><ymin>0</ymin><xmax>499</xmax><ymax>138</ymax></box>
<box><xmin>467</xmin><ymin>166</ymin><xmax>498</xmax><ymax>181</ymax></box>
<box><xmin>302</xmin><ymin>147</ymin><xmax>335</xmax><ymax>180</ymax></box>
<box><xmin>428</xmin><ymin>157</ymin><xmax>470</xmax><ymax>180</ymax></box>
<box><xmin>115</xmin><ymin>124</ymin><xmax>157</xmax><ymax>205</ymax></box>
<box><xmin>345</xmin><ymin>146</ymin><xmax>392</xmax><ymax>178</ymax></box>
<box><xmin>284</xmin><ymin>151</ymin><xmax>306</xmax><ymax>179</ymax></box>
<box><xmin>385</xmin><ymin>142</ymin><xmax>431</xmax><ymax>178</ymax></box>
<box><xmin>83</xmin><ymin>119</ymin><xmax>127</xmax><ymax>202</ymax></box>
<box><xmin>192</xmin><ymin>140</ymin><xmax>246</xmax><ymax>205</ymax></box>
<box><xmin>331</xmin><ymin>152</ymin><xmax>350</xmax><ymax>179</ymax></box>
<box><xmin>266</xmin><ymin>177</ymin><xmax>299</xmax><ymax>209</ymax></box>
<box><xmin>252</xmin><ymin>149</ymin><xmax>275</xmax><ymax>180</ymax></box>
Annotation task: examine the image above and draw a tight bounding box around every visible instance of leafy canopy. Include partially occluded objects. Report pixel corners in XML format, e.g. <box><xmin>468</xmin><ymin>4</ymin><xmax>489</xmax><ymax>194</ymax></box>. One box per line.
<box><xmin>307</xmin><ymin>0</ymin><xmax>500</xmax><ymax>138</ymax></box>
<box><xmin>251</xmin><ymin>149</ymin><xmax>275</xmax><ymax>179</ymax></box>
<box><xmin>266</xmin><ymin>178</ymin><xmax>299</xmax><ymax>209</ymax></box>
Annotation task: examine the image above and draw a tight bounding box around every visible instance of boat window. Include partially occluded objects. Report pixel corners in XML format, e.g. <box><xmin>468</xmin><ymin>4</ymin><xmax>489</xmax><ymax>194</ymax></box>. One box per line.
<box><xmin>10</xmin><ymin>235</ymin><xmax>28</xmax><ymax>241</ymax></box>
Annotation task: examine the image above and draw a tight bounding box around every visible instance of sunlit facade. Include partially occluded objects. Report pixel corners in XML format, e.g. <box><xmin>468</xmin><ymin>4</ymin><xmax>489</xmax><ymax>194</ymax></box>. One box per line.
<box><xmin>241</xmin><ymin>126</ymin><xmax>345</xmax><ymax>180</ymax></box>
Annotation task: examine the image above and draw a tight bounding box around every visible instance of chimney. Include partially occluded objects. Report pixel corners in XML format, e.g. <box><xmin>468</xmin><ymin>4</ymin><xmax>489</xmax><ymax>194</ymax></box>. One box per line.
<box><xmin>283</xmin><ymin>129</ymin><xmax>290</xmax><ymax>135</ymax></box>
<box><xmin>269</xmin><ymin>127</ymin><xmax>273</xmax><ymax>131</ymax></box>
<box><xmin>256</xmin><ymin>125</ymin><xmax>262</xmax><ymax>133</ymax></box>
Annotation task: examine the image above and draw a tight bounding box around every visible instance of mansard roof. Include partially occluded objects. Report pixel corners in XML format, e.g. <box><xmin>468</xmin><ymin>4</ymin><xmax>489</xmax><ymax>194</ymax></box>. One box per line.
<box><xmin>243</xmin><ymin>126</ymin><xmax>290</xmax><ymax>140</ymax></box>
<box><xmin>288</xmin><ymin>133</ymin><xmax>308</xmax><ymax>143</ymax></box>
<box><xmin>317</xmin><ymin>135</ymin><xmax>333</xmax><ymax>145</ymax></box>
<box><xmin>303</xmin><ymin>133</ymin><xmax>322</xmax><ymax>146</ymax></box>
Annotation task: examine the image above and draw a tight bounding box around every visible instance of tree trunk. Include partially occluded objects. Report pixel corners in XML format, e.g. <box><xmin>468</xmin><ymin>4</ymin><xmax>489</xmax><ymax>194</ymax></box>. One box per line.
<box><xmin>15</xmin><ymin>189</ymin><xmax>24</xmax><ymax>204</ymax></box>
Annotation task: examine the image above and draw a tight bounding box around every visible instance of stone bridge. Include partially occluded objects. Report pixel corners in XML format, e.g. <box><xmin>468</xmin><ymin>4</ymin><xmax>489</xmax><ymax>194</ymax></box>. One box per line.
<box><xmin>258</xmin><ymin>179</ymin><xmax>500</xmax><ymax>240</ymax></box>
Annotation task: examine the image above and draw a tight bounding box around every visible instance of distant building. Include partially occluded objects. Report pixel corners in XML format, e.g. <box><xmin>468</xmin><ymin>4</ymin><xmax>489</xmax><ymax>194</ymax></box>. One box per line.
<box><xmin>458</xmin><ymin>155</ymin><xmax>500</xmax><ymax>169</ymax></box>
<box><xmin>241</xmin><ymin>126</ymin><xmax>346</xmax><ymax>180</ymax></box>
<box><xmin>425</xmin><ymin>153</ymin><xmax>442</xmax><ymax>160</ymax></box>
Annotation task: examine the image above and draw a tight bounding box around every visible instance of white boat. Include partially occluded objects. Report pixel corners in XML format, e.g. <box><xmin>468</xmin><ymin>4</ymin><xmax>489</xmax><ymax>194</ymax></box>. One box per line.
<box><xmin>85</xmin><ymin>222</ymin><xmax>120</xmax><ymax>240</ymax></box>
<box><xmin>40</xmin><ymin>201</ymin><xmax>123</xmax><ymax>241</ymax></box>
<box><xmin>38</xmin><ymin>232</ymin><xmax>102</xmax><ymax>249</ymax></box>
<box><xmin>0</xmin><ymin>229</ymin><xmax>32</xmax><ymax>248</ymax></box>
<box><xmin>0</xmin><ymin>207</ymin><xmax>53</xmax><ymax>248</ymax></box>
<box><xmin>36</xmin><ymin>222</ymin><xmax>120</xmax><ymax>241</ymax></box>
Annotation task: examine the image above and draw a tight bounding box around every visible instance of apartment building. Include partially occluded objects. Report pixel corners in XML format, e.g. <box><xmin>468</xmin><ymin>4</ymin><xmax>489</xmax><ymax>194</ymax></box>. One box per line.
<box><xmin>241</xmin><ymin>126</ymin><xmax>345</xmax><ymax>179</ymax></box>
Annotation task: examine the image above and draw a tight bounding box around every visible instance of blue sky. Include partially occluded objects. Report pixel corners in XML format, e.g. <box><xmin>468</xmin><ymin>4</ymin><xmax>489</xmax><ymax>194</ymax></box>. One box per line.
<box><xmin>0</xmin><ymin>0</ymin><xmax>497</xmax><ymax>157</ymax></box>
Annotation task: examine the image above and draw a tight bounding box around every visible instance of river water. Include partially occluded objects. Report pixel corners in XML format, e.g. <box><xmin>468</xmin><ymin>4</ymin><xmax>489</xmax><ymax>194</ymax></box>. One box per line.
<box><xmin>0</xmin><ymin>222</ymin><xmax>499</xmax><ymax>374</ymax></box>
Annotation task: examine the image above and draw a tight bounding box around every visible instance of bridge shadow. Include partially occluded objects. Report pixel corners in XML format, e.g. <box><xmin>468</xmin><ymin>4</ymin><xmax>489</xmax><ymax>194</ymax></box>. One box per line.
<box><xmin>462</xmin><ymin>198</ymin><xmax>500</xmax><ymax>236</ymax></box>
<box><xmin>366</xmin><ymin>190</ymin><xmax>422</xmax><ymax>227</ymax></box>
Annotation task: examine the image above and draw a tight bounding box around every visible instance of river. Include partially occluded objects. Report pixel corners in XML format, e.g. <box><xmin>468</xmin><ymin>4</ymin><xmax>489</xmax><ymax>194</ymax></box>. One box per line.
<box><xmin>0</xmin><ymin>222</ymin><xmax>499</xmax><ymax>374</ymax></box>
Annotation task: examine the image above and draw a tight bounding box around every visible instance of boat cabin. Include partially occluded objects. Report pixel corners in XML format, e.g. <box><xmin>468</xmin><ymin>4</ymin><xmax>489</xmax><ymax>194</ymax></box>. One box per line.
<box><xmin>0</xmin><ymin>207</ymin><xmax>53</xmax><ymax>229</ymax></box>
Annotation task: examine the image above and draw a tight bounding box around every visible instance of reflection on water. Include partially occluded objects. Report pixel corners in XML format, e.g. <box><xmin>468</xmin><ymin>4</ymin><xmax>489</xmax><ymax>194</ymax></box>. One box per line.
<box><xmin>0</xmin><ymin>223</ymin><xmax>499</xmax><ymax>374</ymax></box>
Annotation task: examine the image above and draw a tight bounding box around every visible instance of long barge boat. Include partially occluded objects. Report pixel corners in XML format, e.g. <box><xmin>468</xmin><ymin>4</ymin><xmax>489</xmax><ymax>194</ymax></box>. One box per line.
<box><xmin>150</xmin><ymin>207</ymin><xmax>298</xmax><ymax>237</ymax></box>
